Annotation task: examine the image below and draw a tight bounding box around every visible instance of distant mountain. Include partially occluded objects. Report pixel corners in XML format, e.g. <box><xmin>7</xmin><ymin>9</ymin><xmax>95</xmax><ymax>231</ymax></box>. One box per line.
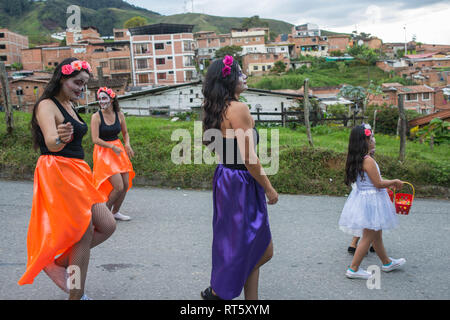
<box><xmin>0</xmin><ymin>0</ymin><xmax>345</xmax><ymax>46</ymax></box>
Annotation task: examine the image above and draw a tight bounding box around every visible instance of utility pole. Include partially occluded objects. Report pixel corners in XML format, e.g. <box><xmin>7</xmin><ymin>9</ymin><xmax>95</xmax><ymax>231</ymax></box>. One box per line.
<box><xmin>303</xmin><ymin>78</ymin><xmax>314</xmax><ymax>147</ymax></box>
<box><xmin>0</xmin><ymin>62</ymin><xmax>14</xmax><ymax>134</ymax></box>
<box><xmin>398</xmin><ymin>94</ymin><xmax>406</xmax><ymax>162</ymax></box>
<box><xmin>404</xmin><ymin>26</ymin><xmax>407</xmax><ymax>56</ymax></box>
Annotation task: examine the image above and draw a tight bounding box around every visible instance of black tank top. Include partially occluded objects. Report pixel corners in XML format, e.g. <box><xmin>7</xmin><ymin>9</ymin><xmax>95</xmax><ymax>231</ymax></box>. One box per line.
<box><xmin>39</xmin><ymin>97</ymin><xmax>87</xmax><ymax>159</ymax></box>
<box><xmin>221</xmin><ymin>127</ymin><xmax>259</xmax><ymax>171</ymax></box>
<box><xmin>98</xmin><ymin>110</ymin><xmax>121</xmax><ymax>141</ymax></box>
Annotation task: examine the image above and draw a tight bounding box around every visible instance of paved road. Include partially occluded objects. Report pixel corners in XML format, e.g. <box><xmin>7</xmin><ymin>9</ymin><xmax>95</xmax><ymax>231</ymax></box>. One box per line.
<box><xmin>1</xmin><ymin>180</ymin><xmax>449</xmax><ymax>300</ymax></box>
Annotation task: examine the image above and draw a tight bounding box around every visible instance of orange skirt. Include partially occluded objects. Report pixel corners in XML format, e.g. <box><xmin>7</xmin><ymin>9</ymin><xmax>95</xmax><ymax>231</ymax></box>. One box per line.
<box><xmin>93</xmin><ymin>139</ymin><xmax>135</xmax><ymax>198</ymax></box>
<box><xmin>18</xmin><ymin>155</ymin><xmax>107</xmax><ymax>285</ymax></box>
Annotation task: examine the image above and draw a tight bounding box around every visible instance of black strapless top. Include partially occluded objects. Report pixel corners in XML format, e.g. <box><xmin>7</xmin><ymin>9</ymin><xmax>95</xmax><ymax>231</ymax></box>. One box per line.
<box><xmin>221</xmin><ymin>127</ymin><xmax>259</xmax><ymax>171</ymax></box>
<box><xmin>39</xmin><ymin>97</ymin><xmax>87</xmax><ymax>159</ymax></box>
<box><xmin>98</xmin><ymin>110</ymin><xmax>121</xmax><ymax>141</ymax></box>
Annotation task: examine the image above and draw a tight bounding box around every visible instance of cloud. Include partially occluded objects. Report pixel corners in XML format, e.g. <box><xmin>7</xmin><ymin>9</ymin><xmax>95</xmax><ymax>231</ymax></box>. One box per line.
<box><xmin>124</xmin><ymin>0</ymin><xmax>450</xmax><ymax>43</ymax></box>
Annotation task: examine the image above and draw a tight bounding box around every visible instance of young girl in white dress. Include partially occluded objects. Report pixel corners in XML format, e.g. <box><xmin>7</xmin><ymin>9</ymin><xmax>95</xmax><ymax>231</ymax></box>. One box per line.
<box><xmin>339</xmin><ymin>124</ymin><xmax>406</xmax><ymax>279</ymax></box>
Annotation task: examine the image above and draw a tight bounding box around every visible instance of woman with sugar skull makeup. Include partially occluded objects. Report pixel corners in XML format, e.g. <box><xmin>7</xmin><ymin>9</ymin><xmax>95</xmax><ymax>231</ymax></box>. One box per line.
<box><xmin>90</xmin><ymin>87</ymin><xmax>135</xmax><ymax>221</ymax></box>
<box><xmin>18</xmin><ymin>58</ymin><xmax>116</xmax><ymax>300</ymax></box>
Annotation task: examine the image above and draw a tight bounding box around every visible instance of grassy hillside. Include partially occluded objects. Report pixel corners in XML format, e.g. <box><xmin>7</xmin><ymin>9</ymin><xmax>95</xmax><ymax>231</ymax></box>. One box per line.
<box><xmin>0</xmin><ymin>0</ymin><xmax>297</xmax><ymax>46</ymax></box>
<box><xmin>1</xmin><ymin>112</ymin><xmax>449</xmax><ymax>198</ymax></box>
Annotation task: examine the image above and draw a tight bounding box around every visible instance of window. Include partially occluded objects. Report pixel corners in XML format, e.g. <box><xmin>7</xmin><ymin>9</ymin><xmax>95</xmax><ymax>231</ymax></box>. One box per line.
<box><xmin>0</xmin><ymin>55</ymin><xmax>6</xmax><ymax>61</ymax></box>
<box><xmin>168</xmin><ymin>71</ymin><xmax>174</xmax><ymax>74</ymax></box>
<box><xmin>405</xmin><ymin>93</ymin><xmax>418</xmax><ymax>101</ymax></box>
<box><xmin>156</xmin><ymin>58</ymin><xmax>165</xmax><ymax>65</ymax></box>
<box><xmin>422</xmin><ymin>92</ymin><xmax>430</xmax><ymax>100</ymax></box>
<box><xmin>135</xmin><ymin>44</ymin><xmax>148</xmax><ymax>54</ymax></box>
<box><xmin>155</xmin><ymin>43</ymin><xmax>164</xmax><ymax>50</ymax></box>
<box><xmin>48</xmin><ymin>62</ymin><xmax>52</xmax><ymax>65</ymax></box>
<box><xmin>115</xmin><ymin>32</ymin><xmax>124</xmax><ymax>38</ymax></box>
<box><xmin>183</xmin><ymin>40</ymin><xmax>193</xmax><ymax>51</ymax></box>
<box><xmin>185</xmin><ymin>70</ymin><xmax>194</xmax><ymax>81</ymax></box>
<box><xmin>168</xmin><ymin>56</ymin><xmax>173</xmax><ymax>60</ymax></box>
<box><xmin>166</xmin><ymin>41</ymin><xmax>172</xmax><ymax>45</ymax></box>
<box><xmin>190</xmin><ymin>89</ymin><xmax>194</xmax><ymax>94</ymax></box>
<box><xmin>110</xmin><ymin>58</ymin><xmax>129</xmax><ymax>70</ymax></box>
<box><xmin>100</xmin><ymin>61</ymin><xmax>108</xmax><ymax>68</ymax></box>
<box><xmin>253</xmin><ymin>66</ymin><xmax>258</xmax><ymax>70</ymax></box>
<box><xmin>190</xmin><ymin>98</ymin><xmax>193</xmax><ymax>103</ymax></box>
<box><xmin>183</xmin><ymin>56</ymin><xmax>194</xmax><ymax>67</ymax></box>
<box><xmin>0</xmin><ymin>33</ymin><xmax>4</xmax><ymax>38</ymax></box>
<box><xmin>220</xmin><ymin>38</ymin><xmax>225</xmax><ymax>43</ymax></box>
<box><xmin>0</xmin><ymin>44</ymin><xmax>5</xmax><ymax>49</ymax></box>
<box><xmin>138</xmin><ymin>73</ymin><xmax>149</xmax><ymax>84</ymax></box>
<box><xmin>137</xmin><ymin>59</ymin><xmax>148</xmax><ymax>69</ymax></box>
<box><xmin>157</xmin><ymin>72</ymin><xmax>166</xmax><ymax>80</ymax></box>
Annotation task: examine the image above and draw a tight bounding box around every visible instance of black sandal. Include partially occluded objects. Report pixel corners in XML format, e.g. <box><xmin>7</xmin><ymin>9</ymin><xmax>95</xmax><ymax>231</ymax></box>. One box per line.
<box><xmin>347</xmin><ymin>246</ymin><xmax>356</xmax><ymax>254</ymax></box>
<box><xmin>201</xmin><ymin>287</ymin><xmax>222</xmax><ymax>300</ymax></box>
<box><xmin>370</xmin><ymin>246</ymin><xmax>376</xmax><ymax>253</ymax></box>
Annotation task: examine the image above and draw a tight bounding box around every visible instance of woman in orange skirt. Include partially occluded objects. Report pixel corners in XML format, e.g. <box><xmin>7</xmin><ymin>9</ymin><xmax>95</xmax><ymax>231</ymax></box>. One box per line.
<box><xmin>91</xmin><ymin>87</ymin><xmax>135</xmax><ymax>221</ymax></box>
<box><xmin>18</xmin><ymin>57</ymin><xmax>116</xmax><ymax>300</ymax></box>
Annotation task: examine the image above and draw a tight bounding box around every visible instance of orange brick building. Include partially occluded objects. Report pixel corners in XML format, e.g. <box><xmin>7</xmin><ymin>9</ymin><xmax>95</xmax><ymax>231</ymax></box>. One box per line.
<box><xmin>0</xmin><ymin>28</ymin><xmax>29</xmax><ymax>66</ymax></box>
<box><xmin>129</xmin><ymin>23</ymin><xmax>196</xmax><ymax>86</ymax></box>
<box><xmin>242</xmin><ymin>52</ymin><xmax>290</xmax><ymax>76</ymax></box>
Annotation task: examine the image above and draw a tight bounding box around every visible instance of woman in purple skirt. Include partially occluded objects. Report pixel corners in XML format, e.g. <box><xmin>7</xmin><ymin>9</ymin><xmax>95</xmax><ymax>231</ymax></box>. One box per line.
<box><xmin>200</xmin><ymin>55</ymin><xmax>278</xmax><ymax>300</ymax></box>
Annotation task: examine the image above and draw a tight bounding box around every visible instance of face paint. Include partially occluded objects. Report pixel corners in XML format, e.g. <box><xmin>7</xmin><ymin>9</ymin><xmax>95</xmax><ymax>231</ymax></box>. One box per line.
<box><xmin>98</xmin><ymin>92</ymin><xmax>111</xmax><ymax>110</ymax></box>
<box><xmin>61</xmin><ymin>71</ymin><xmax>89</xmax><ymax>101</ymax></box>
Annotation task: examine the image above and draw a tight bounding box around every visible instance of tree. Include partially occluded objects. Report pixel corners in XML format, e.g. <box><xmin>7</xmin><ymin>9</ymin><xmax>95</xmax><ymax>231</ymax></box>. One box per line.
<box><xmin>124</xmin><ymin>16</ymin><xmax>147</xmax><ymax>28</ymax></box>
<box><xmin>241</xmin><ymin>16</ymin><xmax>269</xmax><ymax>29</ymax></box>
<box><xmin>270</xmin><ymin>61</ymin><xmax>286</xmax><ymax>74</ymax></box>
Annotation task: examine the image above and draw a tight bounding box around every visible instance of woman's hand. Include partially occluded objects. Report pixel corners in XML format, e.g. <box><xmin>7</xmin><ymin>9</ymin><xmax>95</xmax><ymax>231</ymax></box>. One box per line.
<box><xmin>265</xmin><ymin>186</ymin><xmax>279</xmax><ymax>205</ymax></box>
<box><xmin>125</xmin><ymin>144</ymin><xmax>135</xmax><ymax>159</ymax></box>
<box><xmin>112</xmin><ymin>145</ymin><xmax>122</xmax><ymax>155</ymax></box>
<box><xmin>56</xmin><ymin>122</ymin><xmax>73</xmax><ymax>143</ymax></box>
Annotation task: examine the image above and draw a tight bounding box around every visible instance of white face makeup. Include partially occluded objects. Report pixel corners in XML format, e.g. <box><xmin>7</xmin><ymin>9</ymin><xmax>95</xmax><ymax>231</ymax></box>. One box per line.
<box><xmin>236</xmin><ymin>66</ymin><xmax>248</xmax><ymax>94</ymax></box>
<box><xmin>98</xmin><ymin>92</ymin><xmax>111</xmax><ymax>110</ymax></box>
<box><xmin>61</xmin><ymin>71</ymin><xmax>90</xmax><ymax>101</ymax></box>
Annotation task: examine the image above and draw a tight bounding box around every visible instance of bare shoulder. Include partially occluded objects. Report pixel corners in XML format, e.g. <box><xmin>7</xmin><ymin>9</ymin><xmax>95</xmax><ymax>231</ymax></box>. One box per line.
<box><xmin>36</xmin><ymin>98</ymin><xmax>56</xmax><ymax>112</ymax></box>
<box><xmin>363</xmin><ymin>155</ymin><xmax>377</xmax><ymax>170</ymax></box>
<box><xmin>228</xmin><ymin>101</ymin><xmax>250</xmax><ymax>113</ymax></box>
<box><xmin>91</xmin><ymin>111</ymin><xmax>100</xmax><ymax>122</ymax></box>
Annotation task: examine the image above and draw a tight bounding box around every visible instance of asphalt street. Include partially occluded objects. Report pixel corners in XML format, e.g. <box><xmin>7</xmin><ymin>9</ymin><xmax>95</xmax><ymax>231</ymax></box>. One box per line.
<box><xmin>1</xmin><ymin>179</ymin><xmax>449</xmax><ymax>300</ymax></box>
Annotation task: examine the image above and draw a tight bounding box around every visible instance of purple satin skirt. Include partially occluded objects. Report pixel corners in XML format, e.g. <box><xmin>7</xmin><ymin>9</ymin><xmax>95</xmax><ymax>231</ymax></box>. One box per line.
<box><xmin>210</xmin><ymin>164</ymin><xmax>272</xmax><ymax>300</ymax></box>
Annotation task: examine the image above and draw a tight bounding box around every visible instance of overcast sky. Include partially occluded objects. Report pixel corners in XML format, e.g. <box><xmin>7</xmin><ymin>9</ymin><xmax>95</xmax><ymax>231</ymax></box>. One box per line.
<box><xmin>125</xmin><ymin>0</ymin><xmax>450</xmax><ymax>44</ymax></box>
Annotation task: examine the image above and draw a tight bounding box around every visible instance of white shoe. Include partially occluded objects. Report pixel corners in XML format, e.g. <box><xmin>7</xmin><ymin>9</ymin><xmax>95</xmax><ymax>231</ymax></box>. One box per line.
<box><xmin>382</xmin><ymin>257</ymin><xmax>406</xmax><ymax>272</ymax></box>
<box><xmin>346</xmin><ymin>267</ymin><xmax>373</xmax><ymax>280</ymax></box>
<box><xmin>80</xmin><ymin>294</ymin><xmax>93</xmax><ymax>300</ymax></box>
<box><xmin>113</xmin><ymin>212</ymin><xmax>131</xmax><ymax>221</ymax></box>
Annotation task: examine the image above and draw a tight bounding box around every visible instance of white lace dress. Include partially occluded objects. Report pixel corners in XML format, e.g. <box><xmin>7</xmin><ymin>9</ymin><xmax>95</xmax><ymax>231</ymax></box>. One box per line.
<box><xmin>339</xmin><ymin>160</ymin><xmax>398</xmax><ymax>237</ymax></box>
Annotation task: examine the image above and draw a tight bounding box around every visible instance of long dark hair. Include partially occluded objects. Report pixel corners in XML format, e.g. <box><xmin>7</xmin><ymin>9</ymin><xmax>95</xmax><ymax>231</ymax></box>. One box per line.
<box><xmin>30</xmin><ymin>57</ymin><xmax>91</xmax><ymax>150</ymax></box>
<box><xmin>344</xmin><ymin>125</ymin><xmax>371</xmax><ymax>186</ymax></box>
<box><xmin>201</xmin><ymin>57</ymin><xmax>240</xmax><ymax>142</ymax></box>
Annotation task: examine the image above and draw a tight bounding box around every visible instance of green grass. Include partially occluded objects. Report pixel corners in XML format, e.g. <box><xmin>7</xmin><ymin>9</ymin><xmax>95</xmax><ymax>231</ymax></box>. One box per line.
<box><xmin>248</xmin><ymin>65</ymin><xmax>389</xmax><ymax>89</ymax></box>
<box><xmin>1</xmin><ymin>112</ymin><xmax>449</xmax><ymax>198</ymax></box>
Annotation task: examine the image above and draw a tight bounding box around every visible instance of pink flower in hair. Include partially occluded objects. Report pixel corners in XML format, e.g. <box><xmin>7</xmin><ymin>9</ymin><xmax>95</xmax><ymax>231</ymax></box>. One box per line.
<box><xmin>62</xmin><ymin>64</ymin><xmax>74</xmax><ymax>75</ymax></box>
<box><xmin>223</xmin><ymin>55</ymin><xmax>233</xmax><ymax>66</ymax></box>
<box><xmin>222</xmin><ymin>65</ymin><xmax>231</xmax><ymax>77</ymax></box>
<box><xmin>364</xmin><ymin>129</ymin><xmax>372</xmax><ymax>137</ymax></box>
<box><xmin>71</xmin><ymin>60</ymin><xmax>83</xmax><ymax>71</ymax></box>
<box><xmin>106</xmin><ymin>88</ymin><xmax>116</xmax><ymax>98</ymax></box>
<box><xmin>81</xmin><ymin>61</ymin><xmax>92</xmax><ymax>73</ymax></box>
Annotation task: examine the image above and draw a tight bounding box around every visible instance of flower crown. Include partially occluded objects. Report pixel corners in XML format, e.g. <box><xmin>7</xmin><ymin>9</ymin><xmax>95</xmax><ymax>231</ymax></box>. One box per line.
<box><xmin>222</xmin><ymin>55</ymin><xmax>233</xmax><ymax>78</ymax></box>
<box><xmin>97</xmin><ymin>87</ymin><xmax>116</xmax><ymax>99</ymax></box>
<box><xmin>362</xmin><ymin>123</ymin><xmax>372</xmax><ymax>137</ymax></box>
<box><xmin>61</xmin><ymin>60</ymin><xmax>92</xmax><ymax>75</ymax></box>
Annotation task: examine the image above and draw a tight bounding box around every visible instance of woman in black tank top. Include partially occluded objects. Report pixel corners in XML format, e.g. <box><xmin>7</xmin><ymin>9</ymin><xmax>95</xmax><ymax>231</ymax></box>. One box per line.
<box><xmin>91</xmin><ymin>87</ymin><xmax>135</xmax><ymax>221</ymax></box>
<box><xmin>19</xmin><ymin>58</ymin><xmax>116</xmax><ymax>300</ymax></box>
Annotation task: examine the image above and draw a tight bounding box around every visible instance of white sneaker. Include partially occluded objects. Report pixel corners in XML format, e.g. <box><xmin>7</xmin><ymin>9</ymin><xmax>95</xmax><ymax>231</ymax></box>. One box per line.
<box><xmin>382</xmin><ymin>257</ymin><xmax>406</xmax><ymax>272</ymax></box>
<box><xmin>80</xmin><ymin>294</ymin><xmax>93</xmax><ymax>300</ymax></box>
<box><xmin>113</xmin><ymin>212</ymin><xmax>131</xmax><ymax>221</ymax></box>
<box><xmin>346</xmin><ymin>267</ymin><xmax>373</xmax><ymax>280</ymax></box>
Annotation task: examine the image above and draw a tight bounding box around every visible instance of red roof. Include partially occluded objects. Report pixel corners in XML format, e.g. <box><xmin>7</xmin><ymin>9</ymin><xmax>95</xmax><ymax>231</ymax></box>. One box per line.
<box><xmin>408</xmin><ymin>110</ymin><xmax>450</xmax><ymax>127</ymax></box>
<box><xmin>405</xmin><ymin>52</ymin><xmax>438</xmax><ymax>59</ymax></box>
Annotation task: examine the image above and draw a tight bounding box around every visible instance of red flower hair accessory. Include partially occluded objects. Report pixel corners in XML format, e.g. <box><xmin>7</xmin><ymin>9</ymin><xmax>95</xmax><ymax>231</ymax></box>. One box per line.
<box><xmin>97</xmin><ymin>87</ymin><xmax>116</xmax><ymax>99</ymax></box>
<box><xmin>222</xmin><ymin>55</ymin><xmax>233</xmax><ymax>77</ymax></box>
<box><xmin>61</xmin><ymin>60</ymin><xmax>92</xmax><ymax>75</ymax></box>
